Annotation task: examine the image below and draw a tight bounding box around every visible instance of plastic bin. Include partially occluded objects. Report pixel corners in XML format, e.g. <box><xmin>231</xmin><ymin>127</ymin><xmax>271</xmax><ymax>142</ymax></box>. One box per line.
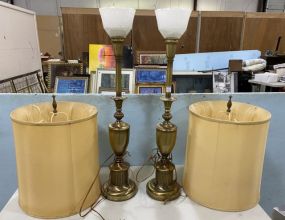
<box><xmin>183</xmin><ymin>100</ymin><xmax>271</xmax><ymax>211</ymax></box>
<box><xmin>10</xmin><ymin>101</ymin><xmax>100</xmax><ymax>218</ymax></box>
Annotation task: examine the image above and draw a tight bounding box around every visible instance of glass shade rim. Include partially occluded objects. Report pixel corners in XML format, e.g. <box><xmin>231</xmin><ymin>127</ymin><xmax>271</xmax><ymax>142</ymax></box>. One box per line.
<box><xmin>155</xmin><ymin>7</ymin><xmax>192</xmax><ymax>12</ymax></box>
<box><xmin>99</xmin><ymin>6</ymin><xmax>136</xmax><ymax>11</ymax></box>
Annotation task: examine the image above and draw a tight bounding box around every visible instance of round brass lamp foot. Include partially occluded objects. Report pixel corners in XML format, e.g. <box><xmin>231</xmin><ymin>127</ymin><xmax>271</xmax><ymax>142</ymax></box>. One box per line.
<box><xmin>102</xmin><ymin>179</ymin><xmax>137</xmax><ymax>202</ymax></box>
<box><xmin>146</xmin><ymin>179</ymin><xmax>181</xmax><ymax>202</ymax></box>
<box><xmin>102</xmin><ymin>162</ymin><xmax>137</xmax><ymax>201</ymax></box>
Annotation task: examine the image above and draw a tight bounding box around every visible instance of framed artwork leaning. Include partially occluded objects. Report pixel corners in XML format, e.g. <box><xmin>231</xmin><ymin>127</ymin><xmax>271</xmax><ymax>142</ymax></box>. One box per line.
<box><xmin>136</xmin><ymin>51</ymin><xmax>167</xmax><ymax>65</ymax></box>
<box><xmin>95</xmin><ymin>69</ymin><xmax>134</xmax><ymax>94</ymax></box>
<box><xmin>47</xmin><ymin>63</ymin><xmax>83</xmax><ymax>92</ymax></box>
<box><xmin>54</xmin><ymin>76</ymin><xmax>89</xmax><ymax>93</ymax></box>
<box><xmin>136</xmin><ymin>84</ymin><xmax>165</xmax><ymax>94</ymax></box>
<box><xmin>135</xmin><ymin>67</ymin><xmax>167</xmax><ymax>84</ymax></box>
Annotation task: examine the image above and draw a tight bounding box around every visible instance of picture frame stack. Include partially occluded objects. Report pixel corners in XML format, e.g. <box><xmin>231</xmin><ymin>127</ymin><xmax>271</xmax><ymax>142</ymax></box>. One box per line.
<box><xmin>134</xmin><ymin>51</ymin><xmax>177</xmax><ymax>94</ymax></box>
<box><xmin>47</xmin><ymin>62</ymin><xmax>83</xmax><ymax>92</ymax></box>
<box><xmin>135</xmin><ymin>67</ymin><xmax>167</xmax><ymax>94</ymax></box>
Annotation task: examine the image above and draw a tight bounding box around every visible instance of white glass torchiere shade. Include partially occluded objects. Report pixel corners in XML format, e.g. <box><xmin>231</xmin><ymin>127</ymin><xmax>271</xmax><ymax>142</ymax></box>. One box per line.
<box><xmin>155</xmin><ymin>8</ymin><xmax>191</xmax><ymax>39</ymax></box>
<box><xmin>99</xmin><ymin>7</ymin><xmax>135</xmax><ymax>38</ymax></box>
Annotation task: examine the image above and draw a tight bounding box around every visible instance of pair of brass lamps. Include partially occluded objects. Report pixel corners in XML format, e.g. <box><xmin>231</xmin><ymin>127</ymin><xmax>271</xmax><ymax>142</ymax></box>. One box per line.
<box><xmin>99</xmin><ymin>7</ymin><xmax>191</xmax><ymax>202</ymax></box>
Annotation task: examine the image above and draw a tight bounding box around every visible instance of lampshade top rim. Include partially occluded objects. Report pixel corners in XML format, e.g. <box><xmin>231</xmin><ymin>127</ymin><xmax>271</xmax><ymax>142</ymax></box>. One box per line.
<box><xmin>189</xmin><ymin>100</ymin><xmax>271</xmax><ymax>125</ymax></box>
<box><xmin>10</xmin><ymin>101</ymin><xmax>98</xmax><ymax>126</ymax></box>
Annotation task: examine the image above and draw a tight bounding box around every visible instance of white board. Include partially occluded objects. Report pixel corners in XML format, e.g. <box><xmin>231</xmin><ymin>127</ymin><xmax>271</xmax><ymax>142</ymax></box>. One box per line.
<box><xmin>0</xmin><ymin>2</ymin><xmax>42</xmax><ymax>81</ymax></box>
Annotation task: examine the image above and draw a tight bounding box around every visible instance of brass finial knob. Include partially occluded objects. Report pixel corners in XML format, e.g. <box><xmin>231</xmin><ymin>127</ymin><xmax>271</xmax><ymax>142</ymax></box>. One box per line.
<box><xmin>227</xmin><ymin>95</ymin><xmax>232</xmax><ymax>113</ymax></box>
<box><xmin>52</xmin><ymin>95</ymin><xmax>57</xmax><ymax>114</ymax></box>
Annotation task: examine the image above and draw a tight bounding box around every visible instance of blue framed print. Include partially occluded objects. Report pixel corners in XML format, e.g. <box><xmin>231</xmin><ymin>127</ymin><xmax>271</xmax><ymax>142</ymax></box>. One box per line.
<box><xmin>137</xmin><ymin>84</ymin><xmax>165</xmax><ymax>94</ymax></box>
<box><xmin>135</xmin><ymin>68</ymin><xmax>166</xmax><ymax>83</ymax></box>
<box><xmin>55</xmin><ymin>76</ymin><xmax>88</xmax><ymax>93</ymax></box>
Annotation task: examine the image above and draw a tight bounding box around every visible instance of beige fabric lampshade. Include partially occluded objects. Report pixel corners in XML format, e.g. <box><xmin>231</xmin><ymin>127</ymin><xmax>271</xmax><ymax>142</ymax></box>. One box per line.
<box><xmin>10</xmin><ymin>101</ymin><xmax>101</xmax><ymax>218</ymax></box>
<box><xmin>183</xmin><ymin>100</ymin><xmax>271</xmax><ymax>211</ymax></box>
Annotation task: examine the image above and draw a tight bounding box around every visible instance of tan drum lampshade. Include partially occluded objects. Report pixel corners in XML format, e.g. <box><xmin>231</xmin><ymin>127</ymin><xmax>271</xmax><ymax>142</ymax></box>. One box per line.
<box><xmin>10</xmin><ymin>101</ymin><xmax>101</xmax><ymax>218</ymax></box>
<box><xmin>183</xmin><ymin>100</ymin><xmax>271</xmax><ymax>211</ymax></box>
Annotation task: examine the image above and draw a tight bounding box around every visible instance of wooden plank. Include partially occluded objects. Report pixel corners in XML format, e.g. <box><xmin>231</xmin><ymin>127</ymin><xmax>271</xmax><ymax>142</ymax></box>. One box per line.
<box><xmin>132</xmin><ymin>15</ymin><xmax>164</xmax><ymax>53</ymax></box>
<box><xmin>61</xmin><ymin>8</ymin><xmax>156</xmax><ymax>16</ymax></box>
<box><xmin>201</xmin><ymin>11</ymin><xmax>244</xmax><ymax>18</ymax></box>
<box><xmin>239</xmin><ymin>12</ymin><xmax>247</xmax><ymax>50</ymax></box>
<box><xmin>61</xmin><ymin>8</ymin><xmax>285</xmax><ymax>59</ymax></box>
<box><xmin>62</xmin><ymin>13</ymin><xmax>109</xmax><ymax>59</ymax></box>
<box><xmin>246</xmin><ymin>12</ymin><xmax>285</xmax><ymax>18</ymax></box>
<box><xmin>132</xmin><ymin>14</ymin><xmax>197</xmax><ymax>54</ymax></box>
<box><xmin>242</xmin><ymin>14</ymin><xmax>285</xmax><ymax>53</ymax></box>
<box><xmin>199</xmin><ymin>12</ymin><xmax>243</xmax><ymax>52</ymax></box>
<box><xmin>61</xmin><ymin>8</ymin><xmax>199</xmax><ymax>17</ymax></box>
<box><xmin>178</xmin><ymin>15</ymin><xmax>197</xmax><ymax>54</ymax></box>
<box><xmin>62</xmin><ymin>13</ymin><xmax>132</xmax><ymax>59</ymax></box>
<box><xmin>61</xmin><ymin>7</ymin><xmax>99</xmax><ymax>15</ymax></box>
<box><xmin>36</xmin><ymin>16</ymin><xmax>61</xmax><ymax>58</ymax></box>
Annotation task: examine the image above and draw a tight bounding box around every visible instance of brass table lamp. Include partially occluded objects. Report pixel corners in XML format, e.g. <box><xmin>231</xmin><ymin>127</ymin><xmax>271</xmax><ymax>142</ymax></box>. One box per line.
<box><xmin>146</xmin><ymin>8</ymin><xmax>191</xmax><ymax>201</ymax></box>
<box><xmin>99</xmin><ymin>7</ymin><xmax>137</xmax><ymax>201</ymax></box>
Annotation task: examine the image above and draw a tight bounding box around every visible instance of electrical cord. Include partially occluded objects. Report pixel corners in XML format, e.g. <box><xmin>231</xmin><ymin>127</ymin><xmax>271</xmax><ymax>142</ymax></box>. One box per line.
<box><xmin>135</xmin><ymin>148</ymin><xmax>160</xmax><ymax>183</ymax></box>
<box><xmin>79</xmin><ymin>153</ymin><xmax>114</xmax><ymax>219</ymax></box>
<box><xmin>79</xmin><ymin>150</ymin><xmax>134</xmax><ymax>219</ymax></box>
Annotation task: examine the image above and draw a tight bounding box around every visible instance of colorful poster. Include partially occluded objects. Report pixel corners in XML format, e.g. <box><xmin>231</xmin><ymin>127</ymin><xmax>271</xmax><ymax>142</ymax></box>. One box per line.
<box><xmin>89</xmin><ymin>44</ymin><xmax>115</xmax><ymax>72</ymax></box>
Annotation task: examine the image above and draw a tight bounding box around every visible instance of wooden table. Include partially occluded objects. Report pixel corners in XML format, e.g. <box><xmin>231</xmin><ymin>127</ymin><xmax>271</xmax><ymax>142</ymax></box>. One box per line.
<box><xmin>0</xmin><ymin>166</ymin><xmax>271</xmax><ymax>220</ymax></box>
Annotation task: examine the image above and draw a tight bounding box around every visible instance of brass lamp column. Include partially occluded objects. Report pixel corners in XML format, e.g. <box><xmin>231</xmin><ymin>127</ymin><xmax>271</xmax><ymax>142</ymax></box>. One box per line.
<box><xmin>99</xmin><ymin>7</ymin><xmax>137</xmax><ymax>201</ymax></box>
<box><xmin>146</xmin><ymin>8</ymin><xmax>192</xmax><ymax>201</ymax></box>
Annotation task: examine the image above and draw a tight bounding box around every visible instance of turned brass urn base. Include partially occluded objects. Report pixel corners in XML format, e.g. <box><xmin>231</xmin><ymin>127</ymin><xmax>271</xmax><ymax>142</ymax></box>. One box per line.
<box><xmin>146</xmin><ymin>160</ymin><xmax>181</xmax><ymax>201</ymax></box>
<box><xmin>102</xmin><ymin>118</ymin><xmax>137</xmax><ymax>201</ymax></box>
<box><xmin>146</xmin><ymin>38</ymin><xmax>181</xmax><ymax>201</ymax></box>
<box><xmin>146</xmin><ymin>96</ymin><xmax>181</xmax><ymax>201</ymax></box>
<box><xmin>102</xmin><ymin>162</ymin><xmax>137</xmax><ymax>201</ymax></box>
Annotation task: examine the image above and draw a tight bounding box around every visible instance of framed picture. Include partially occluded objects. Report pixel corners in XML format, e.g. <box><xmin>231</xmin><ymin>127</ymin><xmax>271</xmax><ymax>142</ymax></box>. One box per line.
<box><xmin>136</xmin><ymin>84</ymin><xmax>165</xmax><ymax>94</ymax></box>
<box><xmin>135</xmin><ymin>68</ymin><xmax>167</xmax><ymax>83</ymax></box>
<box><xmin>212</xmin><ymin>71</ymin><xmax>234</xmax><ymax>93</ymax></box>
<box><xmin>136</xmin><ymin>51</ymin><xmax>167</xmax><ymax>65</ymax></box>
<box><xmin>54</xmin><ymin>76</ymin><xmax>89</xmax><ymax>93</ymax></box>
<box><xmin>48</xmin><ymin>63</ymin><xmax>83</xmax><ymax>91</ymax></box>
<box><xmin>95</xmin><ymin>69</ymin><xmax>134</xmax><ymax>94</ymax></box>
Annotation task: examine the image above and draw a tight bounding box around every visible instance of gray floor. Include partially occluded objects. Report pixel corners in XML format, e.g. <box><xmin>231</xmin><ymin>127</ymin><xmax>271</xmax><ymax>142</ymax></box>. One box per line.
<box><xmin>0</xmin><ymin>93</ymin><xmax>285</xmax><ymax>216</ymax></box>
